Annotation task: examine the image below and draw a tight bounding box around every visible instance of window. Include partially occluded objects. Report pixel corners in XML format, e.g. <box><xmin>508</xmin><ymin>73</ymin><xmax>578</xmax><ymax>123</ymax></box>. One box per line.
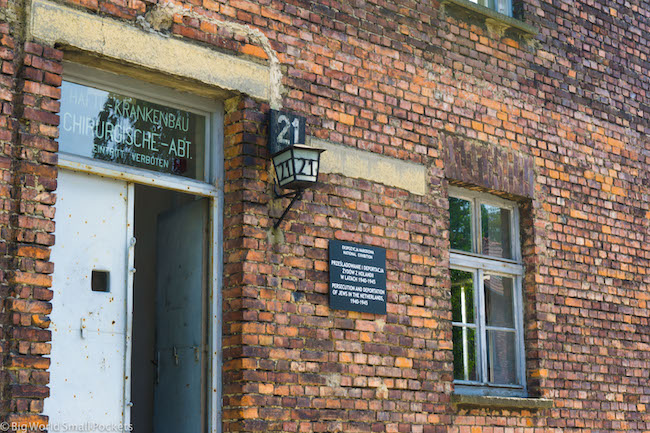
<box><xmin>58</xmin><ymin>62</ymin><xmax>219</xmax><ymax>186</ymax></box>
<box><xmin>449</xmin><ymin>187</ymin><xmax>525</xmax><ymax>397</ymax></box>
<box><xmin>469</xmin><ymin>0</ymin><xmax>512</xmax><ymax>16</ymax></box>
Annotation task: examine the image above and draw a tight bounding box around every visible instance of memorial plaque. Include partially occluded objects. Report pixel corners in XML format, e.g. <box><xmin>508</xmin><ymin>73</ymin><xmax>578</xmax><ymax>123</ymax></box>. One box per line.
<box><xmin>59</xmin><ymin>81</ymin><xmax>207</xmax><ymax>180</ymax></box>
<box><xmin>329</xmin><ymin>240</ymin><xmax>387</xmax><ymax>314</ymax></box>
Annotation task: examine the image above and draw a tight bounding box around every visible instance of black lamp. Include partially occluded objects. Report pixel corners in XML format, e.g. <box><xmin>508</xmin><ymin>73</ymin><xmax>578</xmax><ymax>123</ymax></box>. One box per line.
<box><xmin>270</xmin><ymin>143</ymin><xmax>325</xmax><ymax>229</ymax></box>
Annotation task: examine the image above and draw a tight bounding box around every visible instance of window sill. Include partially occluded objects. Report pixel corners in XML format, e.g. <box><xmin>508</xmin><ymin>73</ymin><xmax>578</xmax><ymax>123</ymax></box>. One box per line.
<box><xmin>440</xmin><ymin>0</ymin><xmax>538</xmax><ymax>38</ymax></box>
<box><xmin>451</xmin><ymin>394</ymin><xmax>554</xmax><ymax>411</ymax></box>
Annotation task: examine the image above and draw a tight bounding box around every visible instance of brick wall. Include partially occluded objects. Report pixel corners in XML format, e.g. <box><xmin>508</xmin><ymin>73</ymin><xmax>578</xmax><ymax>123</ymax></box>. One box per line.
<box><xmin>0</xmin><ymin>19</ymin><xmax>14</xmax><ymax>418</ymax></box>
<box><xmin>1</xmin><ymin>0</ymin><xmax>649</xmax><ymax>432</ymax></box>
<box><xmin>1</xmin><ymin>5</ymin><xmax>61</xmax><ymax>428</ymax></box>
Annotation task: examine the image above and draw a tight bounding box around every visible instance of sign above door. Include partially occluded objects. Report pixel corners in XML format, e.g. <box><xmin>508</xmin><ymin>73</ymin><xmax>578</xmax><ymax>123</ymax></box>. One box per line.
<box><xmin>59</xmin><ymin>81</ymin><xmax>208</xmax><ymax>181</ymax></box>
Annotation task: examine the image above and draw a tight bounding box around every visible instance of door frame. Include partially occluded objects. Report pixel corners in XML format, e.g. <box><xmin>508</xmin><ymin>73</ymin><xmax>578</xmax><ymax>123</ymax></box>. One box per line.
<box><xmin>57</xmin><ymin>63</ymin><xmax>225</xmax><ymax>433</ymax></box>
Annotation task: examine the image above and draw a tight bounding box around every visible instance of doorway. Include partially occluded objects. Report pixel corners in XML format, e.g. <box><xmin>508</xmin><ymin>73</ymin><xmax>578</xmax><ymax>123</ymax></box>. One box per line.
<box><xmin>131</xmin><ymin>184</ymin><xmax>208</xmax><ymax>433</ymax></box>
<box><xmin>48</xmin><ymin>171</ymin><xmax>209</xmax><ymax>433</ymax></box>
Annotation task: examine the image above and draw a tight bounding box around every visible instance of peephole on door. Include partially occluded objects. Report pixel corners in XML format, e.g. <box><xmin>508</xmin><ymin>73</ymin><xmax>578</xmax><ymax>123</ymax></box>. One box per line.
<box><xmin>91</xmin><ymin>270</ymin><xmax>110</xmax><ymax>292</ymax></box>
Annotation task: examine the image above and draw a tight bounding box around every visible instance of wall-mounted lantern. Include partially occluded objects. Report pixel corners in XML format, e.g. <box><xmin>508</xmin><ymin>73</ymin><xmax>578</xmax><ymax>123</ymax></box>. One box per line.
<box><xmin>268</xmin><ymin>110</ymin><xmax>325</xmax><ymax>229</ymax></box>
<box><xmin>272</xmin><ymin>144</ymin><xmax>324</xmax><ymax>189</ymax></box>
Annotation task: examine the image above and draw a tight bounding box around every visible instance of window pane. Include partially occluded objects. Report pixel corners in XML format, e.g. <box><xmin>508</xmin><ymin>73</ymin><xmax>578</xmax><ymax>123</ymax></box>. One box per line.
<box><xmin>449</xmin><ymin>197</ymin><xmax>472</xmax><ymax>252</ymax></box>
<box><xmin>480</xmin><ymin>204</ymin><xmax>512</xmax><ymax>258</ymax></box>
<box><xmin>451</xmin><ymin>269</ymin><xmax>475</xmax><ymax>324</ymax></box>
<box><xmin>486</xmin><ymin>330</ymin><xmax>518</xmax><ymax>384</ymax></box>
<box><xmin>60</xmin><ymin>81</ymin><xmax>207</xmax><ymax>181</ymax></box>
<box><xmin>484</xmin><ymin>274</ymin><xmax>514</xmax><ymax>328</ymax></box>
<box><xmin>495</xmin><ymin>0</ymin><xmax>511</xmax><ymax>15</ymax></box>
<box><xmin>453</xmin><ymin>326</ymin><xmax>477</xmax><ymax>381</ymax></box>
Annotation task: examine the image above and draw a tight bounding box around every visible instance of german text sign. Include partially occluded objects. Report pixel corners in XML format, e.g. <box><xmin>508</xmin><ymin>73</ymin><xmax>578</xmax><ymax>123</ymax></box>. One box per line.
<box><xmin>59</xmin><ymin>81</ymin><xmax>207</xmax><ymax>180</ymax></box>
<box><xmin>329</xmin><ymin>240</ymin><xmax>386</xmax><ymax>314</ymax></box>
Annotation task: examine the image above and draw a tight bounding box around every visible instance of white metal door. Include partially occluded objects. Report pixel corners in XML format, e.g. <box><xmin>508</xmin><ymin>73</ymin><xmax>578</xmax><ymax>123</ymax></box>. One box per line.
<box><xmin>47</xmin><ymin>169</ymin><xmax>132</xmax><ymax>430</ymax></box>
<box><xmin>154</xmin><ymin>199</ymin><xmax>208</xmax><ymax>433</ymax></box>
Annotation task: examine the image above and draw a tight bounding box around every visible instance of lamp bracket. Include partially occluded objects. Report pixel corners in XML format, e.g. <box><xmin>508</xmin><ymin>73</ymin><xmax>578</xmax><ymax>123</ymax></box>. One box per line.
<box><xmin>273</xmin><ymin>183</ymin><xmax>299</xmax><ymax>199</ymax></box>
<box><xmin>272</xmin><ymin>186</ymin><xmax>304</xmax><ymax>229</ymax></box>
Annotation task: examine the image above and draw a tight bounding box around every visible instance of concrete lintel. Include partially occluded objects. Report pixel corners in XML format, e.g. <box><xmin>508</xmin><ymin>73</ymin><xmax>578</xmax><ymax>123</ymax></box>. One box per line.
<box><xmin>29</xmin><ymin>0</ymin><xmax>270</xmax><ymax>101</ymax></box>
<box><xmin>308</xmin><ymin>138</ymin><xmax>427</xmax><ymax>196</ymax></box>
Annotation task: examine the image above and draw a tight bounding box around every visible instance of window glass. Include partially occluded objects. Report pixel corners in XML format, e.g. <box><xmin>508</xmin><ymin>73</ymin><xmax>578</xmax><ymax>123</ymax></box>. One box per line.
<box><xmin>451</xmin><ymin>269</ymin><xmax>475</xmax><ymax>324</ymax></box>
<box><xmin>494</xmin><ymin>0</ymin><xmax>512</xmax><ymax>16</ymax></box>
<box><xmin>453</xmin><ymin>327</ymin><xmax>477</xmax><ymax>381</ymax></box>
<box><xmin>470</xmin><ymin>0</ymin><xmax>511</xmax><ymax>16</ymax></box>
<box><xmin>486</xmin><ymin>330</ymin><xmax>518</xmax><ymax>384</ymax></box>
<box><xmin>480</xmin><ymin>204</ymin><xmax>512</xmax><ymax>259</ymax></box>
<box><xmin>59</xmin><ymin>81</ymin><xmax>207</xmax><ymax>181</ymax></box>
<box><xmin>452</xmin><ymin>269</ymin><xmax>477</xmax><ymax>382</ymax></box>
<box><xmin>449</xmin><ymin>197</ymin><xmax>472</xmax><ymax>252</ymax></box>
<box><xmin>484</xmin><ymin>274</ymin><xmax>514</xmax><ymax>328</ymax></box>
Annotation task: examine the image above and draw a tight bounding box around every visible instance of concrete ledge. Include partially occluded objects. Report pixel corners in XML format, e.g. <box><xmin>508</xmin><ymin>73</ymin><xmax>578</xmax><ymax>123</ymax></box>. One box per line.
<box><xmin>29</xmin><ymin>0</ymin><xmax>270</xmax><ymax>101</ymax></box>
<box><xmin>441</xmin><ymin>0</ymin><xmax>538</xmax><ymax>37</ymax></box>
<box><xmin>308</xmin><ymin>138</ymin><xmax>427</xmax><ymax>196</ymax></box>
<box><xmin>451</xmin><ymin>394</ymin><xmax>554</xmax><ymax>410</ymax></box>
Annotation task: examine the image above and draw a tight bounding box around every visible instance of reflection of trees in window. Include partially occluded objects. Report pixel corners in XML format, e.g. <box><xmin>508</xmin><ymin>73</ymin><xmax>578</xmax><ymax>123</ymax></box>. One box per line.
<box><xmin>92</xmin><ymin>94</ymin><xmax>127</xmax><ymax>164</ymax></box>
<box><xmin>451</xmin><ymin>269</ymin><xmax>476</xmax><ymax>381</ymax></box>
<box><xmin>449</xmin><ymin>197</ymin><xmax>472</xmax><ymax>252</ymax></box>
<box><xmin>481</xmin><ymin>204</ymin><xmax>511</xmax><ymax>258</ymax></box>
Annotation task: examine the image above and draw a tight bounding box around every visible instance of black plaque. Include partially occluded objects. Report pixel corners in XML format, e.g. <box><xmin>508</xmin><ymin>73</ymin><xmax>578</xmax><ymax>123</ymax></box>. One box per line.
<box><xmin>268</xmin><ymin>109</ymin><xmax>306</xmax><ymax>155</ymax></box>
<box><xmin>329</xmin><ymin>240</ymin><xmax>387</xmax><ymax>314</ymax></box>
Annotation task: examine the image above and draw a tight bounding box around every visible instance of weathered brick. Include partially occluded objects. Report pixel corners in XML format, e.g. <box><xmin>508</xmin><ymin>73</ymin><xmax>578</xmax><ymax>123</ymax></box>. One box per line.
<box><xmin>6</xmin><ymin>299</ymin><xmax>52</xmax><ymax>314</ymax></box>
<box><xmin>6</xmin><ymin>355</ymin><xmax>50</xmax><ymax>370</ymax></box>
<box><xmin>21</xmin><ymin>80</ymin><xmax>60</xmax><ymax>99</ymax></box>
<box><xmin>23</xmin><ymin>107</ymin><xmax>59</xmax><ymax>126</ymax></box>
<box><xmin>8</xmin><ymin>271</ymin><xmax>51</xmax><ymax>287</ymax></box>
